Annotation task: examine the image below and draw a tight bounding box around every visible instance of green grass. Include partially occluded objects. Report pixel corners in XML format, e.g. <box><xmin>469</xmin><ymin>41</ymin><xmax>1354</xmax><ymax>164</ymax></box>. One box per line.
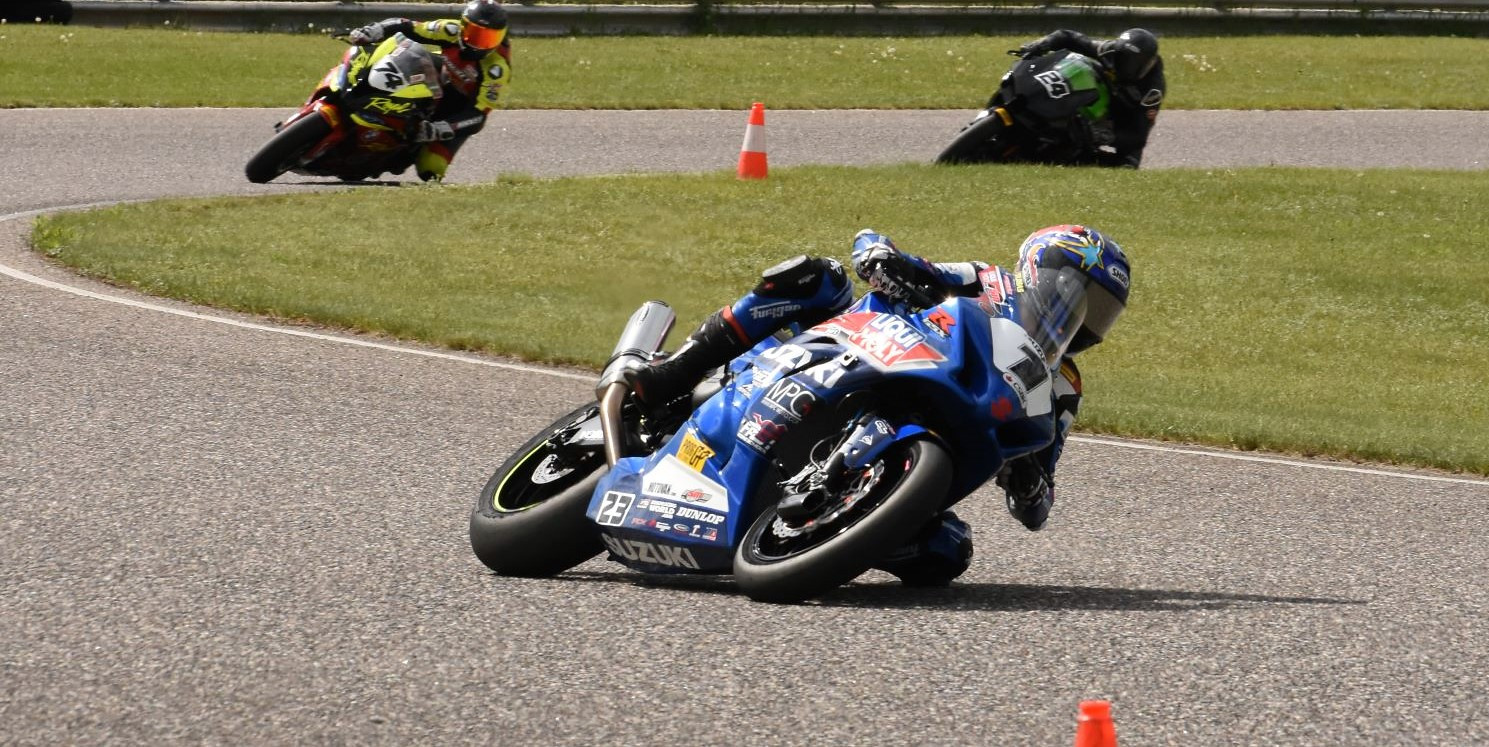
<box><xmin>3</xmin><ymin>27</ymin><xmax>1487</xmax><ymax>109</ymax></box>
<box><xmin>31</xmin><ymin>164</ymin><xmax>1489</xmax><ymax>475</ymax></box>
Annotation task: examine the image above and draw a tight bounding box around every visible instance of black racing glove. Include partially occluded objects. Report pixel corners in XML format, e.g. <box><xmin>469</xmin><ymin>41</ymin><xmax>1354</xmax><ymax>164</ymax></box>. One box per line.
<box><xmin>345</xmin><ymin>24</ymin><xmax>384</xmax><ymax>46</ymax></box>
<box><xmin>413</xmin><ymin>120</ymin><xmax>456</xmax><ymax>143</ymax></box>
<box><xmin>1012</xmin><ymin>41</ymin><xmax>1048</xmax><ymax>59</ymax></box>
<box><xmin>850</xmin><ymin>230</ymin><xmax>940</xmax><ymax>308</ymax></box>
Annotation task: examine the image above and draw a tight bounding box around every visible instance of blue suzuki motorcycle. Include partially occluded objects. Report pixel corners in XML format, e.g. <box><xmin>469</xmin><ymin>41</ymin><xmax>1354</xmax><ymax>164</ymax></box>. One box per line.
<box><xmin>470</xmin><ymin>279</ymin><xmax>1059</xmax><ymax>603</ymax></box>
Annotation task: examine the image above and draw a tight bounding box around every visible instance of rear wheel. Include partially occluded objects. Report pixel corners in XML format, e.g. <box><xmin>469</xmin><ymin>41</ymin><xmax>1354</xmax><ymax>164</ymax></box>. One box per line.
<box><xmin>935</xmin><ymin>110</ymin><xmax>1017</xmax><ymax>165</ymax></box>
<box><xmin>734</xmin><ymin>437</ymin><xmax>952</xmax><ymax>603</ymax></box>
<box><xmin>244</xmin><ymin>113</ymin><xmax>333</xmax><ymax>184</ymax></box>
<box><xmin>469</xmin><ymin>404</ymin><xmax>607</xmax><ymax>577</ymax></box>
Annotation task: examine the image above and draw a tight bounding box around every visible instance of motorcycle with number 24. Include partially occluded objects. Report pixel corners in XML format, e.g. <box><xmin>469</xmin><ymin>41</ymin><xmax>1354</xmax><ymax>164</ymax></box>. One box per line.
<box><xmin>936</xmin><ymin>49</ymin><xmax>1118</xmax><ymax>166</ymax></box>
<box><xmin>468</xmin><ymin>261</ymin><xmax>1082</xmax><ymax>603</ymax></box>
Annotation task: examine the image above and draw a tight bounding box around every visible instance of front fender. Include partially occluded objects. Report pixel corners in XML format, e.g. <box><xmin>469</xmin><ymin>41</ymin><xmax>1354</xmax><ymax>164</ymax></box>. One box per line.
<box><xmin>840</xmin><ymin>418</ymin><xmax>936</xmax><ymax>472</ymax></box>
<box><xmin>312</xmin><ymin>100</ymin><xmax>343</xmax><ymax>130</ymax></box>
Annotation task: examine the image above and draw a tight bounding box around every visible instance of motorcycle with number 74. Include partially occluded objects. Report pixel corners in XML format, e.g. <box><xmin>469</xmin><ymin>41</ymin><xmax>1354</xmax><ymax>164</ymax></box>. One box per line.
<box><xmin>245</xmin><ymin>33</ymin><xmax>445</xmax><ymax>184</ymax></box>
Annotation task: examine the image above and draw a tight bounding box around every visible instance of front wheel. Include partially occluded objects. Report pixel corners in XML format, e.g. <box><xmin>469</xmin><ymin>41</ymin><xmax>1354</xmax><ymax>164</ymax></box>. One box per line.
<box><xmin>244</xmin><ymin>113</ymin><xmax>333</xmax><ymax>183</ymax></box>
<box><xmin>734</xmin><ymin>438</ymin><xmax>952</xmax><ymax>603</ymax></box>
<box><xmin>935</xmin><ymin>109</ymin><xmax>1016</xmax><ymax>165</ymax></box>
<box><xmin>469</xmin><ymin>403</ymin><xmax>608</xmax><ymax>577</ymax></box>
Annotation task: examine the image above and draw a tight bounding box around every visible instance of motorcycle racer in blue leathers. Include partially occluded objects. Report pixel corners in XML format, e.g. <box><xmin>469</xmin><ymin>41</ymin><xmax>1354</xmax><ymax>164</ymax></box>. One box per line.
<box><xmin>624</xmin><ymin>225</ymin><xmax>1131</xmax><ymax>585</ymax></box>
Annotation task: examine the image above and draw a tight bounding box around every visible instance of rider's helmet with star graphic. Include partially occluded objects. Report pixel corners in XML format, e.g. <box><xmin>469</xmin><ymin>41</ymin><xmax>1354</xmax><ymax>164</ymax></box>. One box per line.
<box><xmin>1014</xmin><ymin>225</ymin><xmax>1131</xmax><ymax>360</ymax></box>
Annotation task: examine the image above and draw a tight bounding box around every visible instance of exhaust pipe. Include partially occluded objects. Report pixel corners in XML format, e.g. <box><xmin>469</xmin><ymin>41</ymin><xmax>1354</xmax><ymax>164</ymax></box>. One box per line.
<box><xmin>597</xmin><ymin>301</ymin><xmax>675</xmax><ymax>467</ymax></box>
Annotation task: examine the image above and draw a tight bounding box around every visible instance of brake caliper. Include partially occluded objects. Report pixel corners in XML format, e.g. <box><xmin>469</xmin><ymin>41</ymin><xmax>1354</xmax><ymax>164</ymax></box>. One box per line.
<box><xmin>775</xmin><ymin>414</ymin><xmax>899</xmax><ymax>526</ymax></box>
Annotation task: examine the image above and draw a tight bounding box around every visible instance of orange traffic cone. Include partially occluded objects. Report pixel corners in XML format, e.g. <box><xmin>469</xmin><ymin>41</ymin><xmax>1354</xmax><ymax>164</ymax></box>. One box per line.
<box><xmin>737</xmin><ymin>102</ymin><xmax>768</xmax><ymax>180</ymax></box>
<box><xmin>1074</xmin><ymin>700</ymin><xmax>1117</xmax><ymax>747</ymax></box>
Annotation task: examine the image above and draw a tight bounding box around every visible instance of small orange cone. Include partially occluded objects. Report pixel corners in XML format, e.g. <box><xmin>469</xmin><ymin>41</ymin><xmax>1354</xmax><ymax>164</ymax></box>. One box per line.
<box><xmin>737</xmin><ymin>102</ymin><xmax>768</xmax><ymax>180</ymax></box>
<box><xmin>1074</xmin><ymin>700</ymin><xmax>1117</xmax><ymax>747</ymax></box>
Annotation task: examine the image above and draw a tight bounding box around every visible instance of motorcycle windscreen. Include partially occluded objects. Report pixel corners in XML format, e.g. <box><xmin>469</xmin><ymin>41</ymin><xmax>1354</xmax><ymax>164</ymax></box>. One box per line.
<box><xmin>367</xmin><ymin>36</ymin><xmax>444</xmax><ymax>101</ymax></box>
<box><xmin>1016</xmin><ymin>267</ymin><xmax>1088</xmax><ymax>366</ymax></box>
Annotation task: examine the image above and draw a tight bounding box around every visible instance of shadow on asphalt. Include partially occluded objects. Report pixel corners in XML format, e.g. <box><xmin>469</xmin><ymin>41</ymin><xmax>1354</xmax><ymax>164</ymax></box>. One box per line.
<box><xmin>273</xmin><ymin>179</ymin><xmax>407</xmax><ymax>187</ymax></box>
<box><xmin>813</xmin><ymin>582</ymin><xmax>1367</xmax><ymax>612</ymax></box>
<box><xmin>546</xmin><ymin>571</ymin><xmax>1366</xmax><ymax>611</ymax></box>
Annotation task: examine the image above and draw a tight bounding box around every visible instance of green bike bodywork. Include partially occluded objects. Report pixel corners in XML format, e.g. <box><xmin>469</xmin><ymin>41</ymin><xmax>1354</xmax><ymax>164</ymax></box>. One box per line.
<box><xmin>1011</xmin><ymin>51</ymin><xmax>1111</xmax><ymax>125</ymax></box>
<box><xmin>1052</xmin><ymin>54</ymin><xmax>1111</xmax><ymax>122</ymax></box>
<box><xmin>934</xmin><ymin>50</ymin><xmax>1116</xmax><ymax>165</ymax></box>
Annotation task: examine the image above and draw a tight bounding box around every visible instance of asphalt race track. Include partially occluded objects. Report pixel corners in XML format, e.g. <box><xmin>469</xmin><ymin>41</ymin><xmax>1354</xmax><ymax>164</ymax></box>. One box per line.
<box><xmin>2</xmin><ymin>108</ymin><xmax>1487</xmax><ymax>745</ymax></box>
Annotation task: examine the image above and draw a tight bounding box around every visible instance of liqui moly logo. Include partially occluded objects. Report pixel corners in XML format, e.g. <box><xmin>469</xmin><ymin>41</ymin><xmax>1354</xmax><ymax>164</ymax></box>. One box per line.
<box><xmin>814</xmin><ymin>313</ymin><xmax>946</xmax><ymax>369</ymax></box>
<box><xmin>977</xmin><ymin>268</ymin><xmax>1009</xmax><ymax>311</ymax></box>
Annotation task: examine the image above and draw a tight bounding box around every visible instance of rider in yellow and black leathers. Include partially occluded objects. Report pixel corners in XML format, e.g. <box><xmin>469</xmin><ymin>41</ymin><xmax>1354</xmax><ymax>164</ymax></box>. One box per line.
<box><xmin>348</xmin><ymin>0</ymin><xmax>511</xmax><ymax>181</ymax></box>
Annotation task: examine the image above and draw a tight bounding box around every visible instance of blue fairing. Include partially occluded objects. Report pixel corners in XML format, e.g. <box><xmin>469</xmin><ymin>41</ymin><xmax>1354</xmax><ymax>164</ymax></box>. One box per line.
<box><xmin>589</xmin><ymin>289</ymin><xmax>1057</xmax><ymax>574</ymax></box>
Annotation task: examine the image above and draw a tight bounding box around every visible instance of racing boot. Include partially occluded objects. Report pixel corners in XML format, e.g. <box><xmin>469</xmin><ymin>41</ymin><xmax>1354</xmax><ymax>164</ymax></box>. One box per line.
<box><xmin>874</xmin><ymin>511</ymin><xmax>974</xmax><ymax>587</ymax></box>
<box><xmin>628</xmin><ymin>308</ymin><xmax>752</xmax><ymax>408</ymax></box>
<box><xmin>628</xmin><ymin>255</ymin><xmax>850</xmax><ymax>408</ymax></box>
<box><xmin>997</xmin><ymin>455</ymin><xmax>1054</xmax><ymax>531</ymax></box>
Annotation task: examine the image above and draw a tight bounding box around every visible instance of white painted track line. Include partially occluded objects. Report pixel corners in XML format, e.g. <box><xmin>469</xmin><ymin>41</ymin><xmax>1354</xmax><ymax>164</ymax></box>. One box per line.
<box><xmin>2</xmin><ymin>205</ymin><xmax>591</xmax><ymax>383</ymax></box>
<box><xmin>5</xmin><ymin>203</ymin><xmax>1485</xmax><ymax>487</ymax></box>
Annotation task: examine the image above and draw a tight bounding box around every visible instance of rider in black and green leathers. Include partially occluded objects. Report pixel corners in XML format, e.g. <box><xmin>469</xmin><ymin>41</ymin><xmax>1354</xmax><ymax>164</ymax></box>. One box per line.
<box><xmin>1013</xmin><ymin>28</ymin><xmax>1167</xmax><ymax>168</ymax></box>
<box><xmin>348</xmin><ymin>0</ymin><xmax>511</xmax><ymax>181</ymax></box>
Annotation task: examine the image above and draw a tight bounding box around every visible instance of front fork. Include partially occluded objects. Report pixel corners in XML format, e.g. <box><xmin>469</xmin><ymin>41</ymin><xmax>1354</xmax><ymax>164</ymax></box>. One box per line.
<box><xmin>776</xmin><ymin>410</ymin><xmax>929</xmax><ymax>523</ymax></box>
